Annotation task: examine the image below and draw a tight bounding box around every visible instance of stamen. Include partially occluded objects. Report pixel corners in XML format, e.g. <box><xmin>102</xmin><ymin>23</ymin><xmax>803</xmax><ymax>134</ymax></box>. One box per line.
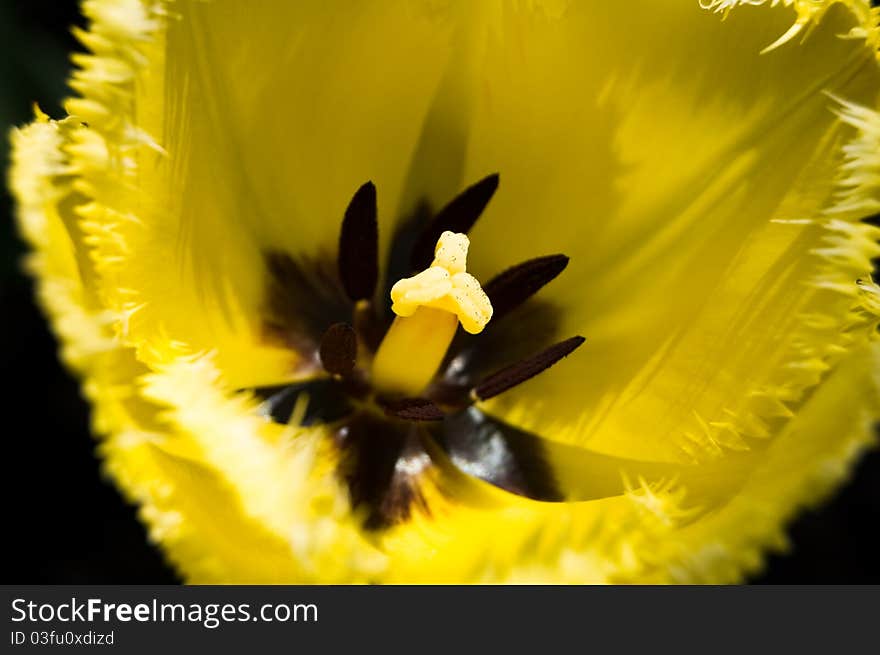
<box><xmin>483</xmin><ymin>254</ymin><xmax>569</xmax><ymax>321</ymax></box>
<box><xmin>473</xmin><ymin>336</ymin><xmax>585</xmax><ymax>401</ymax></box>
<box><xmin>382</xmin><ymin>397</ymin><xmax>445</xmax><ymax>421</ymax></box>
<box><xmin>319</xmin><ymin>322</ymin><xmax>357</xmax><ymax>377</ymax></box>
<box><xmin>410</xmin><ymin>174</ymin><xmax>499</xmax><ymax>270</ymax></box>
<box><xmin>338</xmin><ymin>181</ymin><xmax>379</xmax><ymax>302</ymax></box>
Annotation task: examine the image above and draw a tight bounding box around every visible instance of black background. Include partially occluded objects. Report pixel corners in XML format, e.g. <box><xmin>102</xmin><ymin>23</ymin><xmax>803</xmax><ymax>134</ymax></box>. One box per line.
<box><xmin>1</xmin><ymin>0</ymin><xmax>879</xmax><ymax>584</ymax></box>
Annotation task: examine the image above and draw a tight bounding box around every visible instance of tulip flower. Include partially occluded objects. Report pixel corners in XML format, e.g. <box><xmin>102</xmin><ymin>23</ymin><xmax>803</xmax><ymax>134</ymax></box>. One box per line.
<box><xmin>9</xmin><ymin>0</ymin><xmax>880</xmax><ymax>582</ymax></box>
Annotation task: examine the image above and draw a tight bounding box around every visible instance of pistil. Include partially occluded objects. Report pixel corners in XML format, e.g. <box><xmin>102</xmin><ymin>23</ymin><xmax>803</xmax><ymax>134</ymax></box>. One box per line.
<box><xmin>372</xmin><ymin>231</ymin><xmax>492</xmax><ymax>396</ymax></box>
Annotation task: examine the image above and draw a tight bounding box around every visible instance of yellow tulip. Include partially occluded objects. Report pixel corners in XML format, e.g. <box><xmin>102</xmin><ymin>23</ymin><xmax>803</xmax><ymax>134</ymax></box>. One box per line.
<box><xmin>9</xmin><ymin>0</ymin><xmax>880</xmax><ymax>583</ymax></box>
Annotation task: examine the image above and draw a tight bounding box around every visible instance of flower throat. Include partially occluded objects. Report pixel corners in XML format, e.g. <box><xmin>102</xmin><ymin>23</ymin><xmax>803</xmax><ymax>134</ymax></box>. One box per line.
<box><xmin>256</xmin><ymin>175</ymin><xmax>583</xmax><ymax>528</ymax></box>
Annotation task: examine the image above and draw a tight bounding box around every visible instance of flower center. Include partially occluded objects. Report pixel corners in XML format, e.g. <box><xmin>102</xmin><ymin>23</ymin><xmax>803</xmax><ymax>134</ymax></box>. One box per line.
<box><xmin>256</xmin><ymin>175</ymin><xmax>584</xmax><ymax>528</ymax></box>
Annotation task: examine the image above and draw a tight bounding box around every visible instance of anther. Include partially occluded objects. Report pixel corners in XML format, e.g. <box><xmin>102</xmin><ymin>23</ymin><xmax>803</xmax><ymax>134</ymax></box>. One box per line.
<box><xmin>338</xmin><ymin>181</ymin><xmax>379</xmax><ymax>302</ymax></box>
<box><xmin>319</xmin><ymin>322</ymin><xmax>358</xmax><ymax>377</ymax></box>
<box><xmin>410</xmin><ymin>173</ymin><xmax>499</xmax><ymax>270</ymax></box>
<box><xmin>381</xmin><ymin>397</ymin><xmax>445</xmax><ymax>421</ymax></box>
<box><xmin>473</xmin><ymin>336</ymin><xmax>585</xmax><ymax>401</ymax></box>
<box><xmin>483</xmin><ymin>254</ymin><xmax>569</xmax><ymax>322</ymax></box>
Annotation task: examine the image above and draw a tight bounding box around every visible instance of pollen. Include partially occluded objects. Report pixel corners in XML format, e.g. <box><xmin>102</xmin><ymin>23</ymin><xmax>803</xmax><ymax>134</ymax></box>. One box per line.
<box><xmin>390</xmin><ymin>231</ymin><xmax>493</xmax><ymax>335</ymax></box>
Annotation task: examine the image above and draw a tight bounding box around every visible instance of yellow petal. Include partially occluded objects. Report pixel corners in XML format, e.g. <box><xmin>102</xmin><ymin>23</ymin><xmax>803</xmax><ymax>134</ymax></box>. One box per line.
<box><xmin>383</xmin><ymin>339</ymin><xmax>879</xmax><ymax>583</ymax></box>
<box><xmin>75</xmin><ymin>0</ymin><xmax>465</xmax><ymax>387</ymax></box>
<box><xmin>10</xmin><ymin>102</ymin><xmax>385</xmax><ymax>583</ymax></box>
<box><xmin>458</xmin><ymin>2</ymin><xmax>880</xmax><ymax>466</ymax></box>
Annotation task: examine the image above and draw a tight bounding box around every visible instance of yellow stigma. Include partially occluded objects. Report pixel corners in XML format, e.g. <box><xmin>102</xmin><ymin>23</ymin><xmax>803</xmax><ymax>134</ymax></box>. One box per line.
<box><xmin>372</xmin><ymin>231</ymin><xmax>493</xmax><ymax>396</ymax></box>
